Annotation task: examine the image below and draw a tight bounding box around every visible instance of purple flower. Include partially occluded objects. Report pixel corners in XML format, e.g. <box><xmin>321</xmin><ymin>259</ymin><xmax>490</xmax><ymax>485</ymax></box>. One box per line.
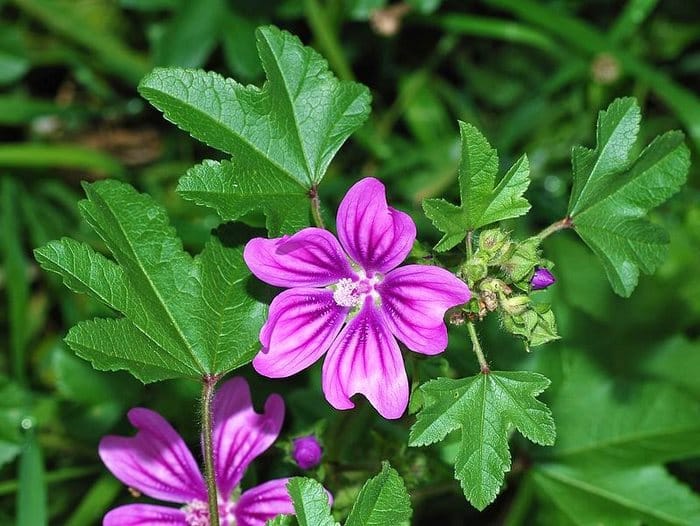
<box><xmin>292</xmin><ymin>436</ymin><xmax>323</xmax><ymax>470</ymax></box>
<box><xmin>244</xmin><ymin>177</ymin><xmax>471</xmax><ymax>419</ymax></box>
<box><xmin>99</xmin><ymin>377</ymin><xmax>296</xmax><ymax>526</ymax></box>
<box><xmin>531</xmin><ymin>267</ymin><xmax>556</xmax><ymax>290</ymax></box>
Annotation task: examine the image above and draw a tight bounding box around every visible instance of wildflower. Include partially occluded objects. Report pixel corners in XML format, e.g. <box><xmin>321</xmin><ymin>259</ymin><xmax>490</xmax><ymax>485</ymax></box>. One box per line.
<box><xmin>292</xmin><ymin>435</ymin><xmax>323</xmax><ymax>470</ymax></box>
<box><xmin>99</xmin><ymin>377</ymin><xmax>295</xmax><ymax>526</ymax></box>
<box><xmin>531</xmin><ymin>267</ymin><xmax>556</xmax><ymax>290</ymax></box>
<box><xmin>244</xmin><ymin>177</ymin><xmax>471</xmax><ymax>419</ymax></box>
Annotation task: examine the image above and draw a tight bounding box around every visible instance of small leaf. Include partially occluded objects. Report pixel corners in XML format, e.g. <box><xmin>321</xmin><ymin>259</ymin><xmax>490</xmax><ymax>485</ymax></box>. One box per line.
<box><xmin>345</xmin><ymin>461</ymin><xmax>412</xmax><ymax>526</ymax></box>
<box><xmin>34</xmin><ymin>180</ymin><xmax>266</xmax><ymax>382</ymax></box>
<box><xmin>567</xmin><ymin>97</ymin><xmax>690</xmax><ymax>296</ymax></box>
<box><xmin>533</xmin><ymin>464</ymin><xmax>700</xmax><ymax>526</ymax></box>
<box><xmin>422</xmin><ymin>122</ymin><xmax>531</xmax><ymax>251</ymax></box>
<box><xmin>410</xmin><ymin>371</ymin><xmax>555</xmax><ymax>510</ymax></box>
<box><xmin>139</xmin><ymin>25</ymin><xmax>371</xmax><ymax>235</ymax></box>
<box><xmin>286</xmin><ymin>477</ymin><xmax>336</xmax><ymax>526</ymax></box>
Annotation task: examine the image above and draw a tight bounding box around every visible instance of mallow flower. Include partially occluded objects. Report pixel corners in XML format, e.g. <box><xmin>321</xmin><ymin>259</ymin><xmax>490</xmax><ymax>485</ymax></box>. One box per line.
<box><xmin>98</xmin><ymin>377</ymin><xmax>294</xmax><ymax>526</ymax></box>
<box><xmin>244</xmin><ymin>177</ymin><xmax>471</xmax><ymax>419</ymax></box>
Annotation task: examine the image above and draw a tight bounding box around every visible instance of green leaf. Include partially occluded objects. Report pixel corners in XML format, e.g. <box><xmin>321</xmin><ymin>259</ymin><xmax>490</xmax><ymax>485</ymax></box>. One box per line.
<box><xmin>34</xmin><ymin>180</ymin><xmax>266</xmax><ymax>382</ymax></box>
<box><xmin>422</xmin><ymin>121</ymin><xmax>531</xmax><ymax>251</ymax></box>
<box><xmin>17</xmin><ymin>431</ymin><xmax>47</xmax><ymax>526</ymax></box>
<box><xmin>139</xmin><ymin>25</ymin><xmax>371</xmax><ymax>234</ymax></box>
<box><xmin>345</xmin><ymin>461</ymin><xmax>412</xmax><ymax>526</ymax></box>
<box><xmin>286</xmin><ymin>477</ymin><xmax>336</xmax><ymax>526</ymax></box>
<box><xmin>178</xmin><ymin>159</ymin><xmax>310</xmax><ymax>236</ymax></box>
<box><xmin>410</xmin><ymin>371</ymin><xmax>555</xmax><ymax>510</ymax></box>
<box><xmin>533</xmin><ymin>464</ymin><xmax>700</xmax><ymax>526</ymax></box>
<box><xmin>566</xmin><ymin>97</ymin><xmax>690</xmax><ymax>297</ymax></box>
<box><xmin>547</xmin><ymin>350</ymin><xmax>700</xmax><ymax>466</ymax></box>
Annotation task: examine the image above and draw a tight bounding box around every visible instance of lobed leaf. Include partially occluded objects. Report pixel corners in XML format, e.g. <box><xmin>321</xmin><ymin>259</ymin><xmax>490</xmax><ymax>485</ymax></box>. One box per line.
<box><xmin>422</xmin><ymin>121</ymin><xmax>531</xmax><ymax>251</ymax></box>
<box><xmin>139</xmin><ymin>25</ymin><xmax>371</xmax><ymax>235</ymax></box>
<box><xmin>34</xmin><ymin>180</ymin><xmax>266</xmax><ymax>382</ymax></box>
<box><xmin>409</xmin><ymin>371</ymin><xmax>555</xmax><ymax>510</ymax></box>
<box><xmin>567</xmin><ymin>97</ymin><xmax>690</xmax><ymax>296</ymax></box>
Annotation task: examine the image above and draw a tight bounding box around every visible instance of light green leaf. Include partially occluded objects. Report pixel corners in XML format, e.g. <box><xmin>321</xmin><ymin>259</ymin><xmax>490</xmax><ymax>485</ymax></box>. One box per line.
<box><xmin>567</xmin><ymin>97</ymin><xmax>690</xmax><ymax>297</ymax></box>
<box><xmin>423</xmin><ymin>121</ymin><xmax>531</xmax><ymax>251</ymax></box>
<box><xmin>17</xmin><ymin>431</ymin><xmax>47</xmax><ymax>526</ymax></box>
<box><xmin>286</xmin><ymin>477</ymin><xmax>336</xmax><ymax>526</ymax></box>
<box><xmin>34</xmin><ymin>180</ymin><xmax>266</xmax><ymax>382</ymax></box>
<box><xmin>345</xmin><ymin>461</ymin><xmax>412</xmax><ymax>526</ymax></box>
<box><xmin>533</xmin><ymin>464</ymin><xmax>700</xmax><ymax>526</ymax></box>
<box><xmin>547</xmin><ymin>349</ymin><xmax>700</xmax><ymax>466</ymax></box>
<box><xmin>409</xmin><ymin>371</ymin><xmax>555</xmax><ymax>510</ymax></box>
<box><xmin>139</xmin><ymin>25</ymin><xmax>370</xmax><ymax>234</ymax></box>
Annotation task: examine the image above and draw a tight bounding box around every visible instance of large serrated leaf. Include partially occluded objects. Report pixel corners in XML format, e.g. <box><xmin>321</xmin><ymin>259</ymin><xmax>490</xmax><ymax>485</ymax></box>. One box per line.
<box><xmin>34</xmin><ymin>180</ymin><xmax>266</xmax><ymax>382</ymax></box>
<box><xmin>409</xmin><ymin>371</ymin><xmax>555</xmax><ymax>510</ymax></box>
<box><xmin>567</xmin><ymin>97</ymin><xmax>690</xmax><ymax>297</ymax></box>
<box><xmin>139</xmin><ymin>25</ymin><xmax>371</xmax><ymax>235</ymax></box>
<box><xmin>422</xmin><ymin>121</ymin><xmax>531</xmax><ymax>251</ymax></box>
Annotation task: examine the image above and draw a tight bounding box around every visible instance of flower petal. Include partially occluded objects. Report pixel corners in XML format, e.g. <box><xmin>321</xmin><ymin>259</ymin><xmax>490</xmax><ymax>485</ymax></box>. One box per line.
<box><xmin>336</xmin><ymin>177</ymin><xmax>416</xmax><ymax>274</ymax></box>
<box><xmin>244</xmin><ymin>228</ymin><xmax>355</xmax><ymax>287</ymax></box>
<box><xmin>104</xmin><ymin>504</ymin><xmax>187</xmax><ymax>526</ymax></box>
<box><xmin>322</xmin><ymin>298</ymin><xmax>408</xmax><ymax>419</ymax></box>
<box><xmin>99</xmin><ymin>408</ymin><xmax>206</xmax><ymax>503</ymax></box>
<box><xmin>211</xmin><ymin>377</ymin><xmax>285</xmax><ymax>499</ymax></box>
<box><xmin>234</xmin><ymin>479</ymin><xmax>295</xmax><ymax>526</ymax></box>
<box><xmin>378</xmin><ymin>265</ymin><xmax>471</xmax><ymax>355</ymax></box>
<box><xmin>254</xmin><ymin>288</ymin><xmax>349</xmax><ymax>378</ymax></box>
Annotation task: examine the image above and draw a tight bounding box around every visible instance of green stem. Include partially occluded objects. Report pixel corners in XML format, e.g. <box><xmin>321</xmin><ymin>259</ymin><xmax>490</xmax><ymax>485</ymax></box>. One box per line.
<box><xmin>467</xmin><ymin>322</ymin><xmax>490</xmax><ymax>373</ymax></box>
<box><xmin>536</xmin><ymin>216</ymin><xmax>573</xmax><ymax>240</ymax></box>
<box><xmin>310</xmin><ymin>185</ymin><xmax>326</xmax><ymax>229</ymax></box>
<box><xmin>201</xmin><ymin>376</ymin><xmax>220</xmax><ymax>526</ymax></box>
<box><xmin>466</xmin><ymin>230</ymin><xmax>474</xmax><ymax>259</ymax></box>
<box><xmin>303</xmin><ymin>0</ymin><xmax>354</xmax><ymax>81</ymax></box>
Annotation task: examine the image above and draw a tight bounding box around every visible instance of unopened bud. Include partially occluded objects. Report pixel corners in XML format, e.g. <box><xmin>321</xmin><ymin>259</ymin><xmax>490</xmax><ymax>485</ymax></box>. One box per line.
<box><xmin>531</xmin><ymin>267</ymin><xmax>556</xmax><ymax>290</ymax></box>
<box><xmin>461</xmin><ymin>257</ymin><xmax>488</xmax><ymax>284</ymax></box>
<box><xmin>501</xmin><ymin>295</ymin><xmax>530</xmax><ymax>315</ymax></box>
<box><xmin>292</xmin><ymin>435</ymin><xmax>323</xmax><ymax>470</ymax></box>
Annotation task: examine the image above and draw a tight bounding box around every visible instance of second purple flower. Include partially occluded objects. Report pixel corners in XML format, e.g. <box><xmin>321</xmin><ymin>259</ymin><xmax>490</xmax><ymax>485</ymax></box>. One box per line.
<box><xmin>244</xmin><ymin>177</ymin><xmax>471</xmax><ymax>419</ymax></box>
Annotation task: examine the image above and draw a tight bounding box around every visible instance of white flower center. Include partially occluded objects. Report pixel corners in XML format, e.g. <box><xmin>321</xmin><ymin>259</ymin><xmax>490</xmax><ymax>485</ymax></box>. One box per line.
<box><xmin>332</xmin><ymin>273</ymin><xmax>382</xmax><ymax>308</ymax></box>
<box><xmin>183</xmin><ymin>499</ymin><xmax>237</xmax><ymax>526</ymax></box>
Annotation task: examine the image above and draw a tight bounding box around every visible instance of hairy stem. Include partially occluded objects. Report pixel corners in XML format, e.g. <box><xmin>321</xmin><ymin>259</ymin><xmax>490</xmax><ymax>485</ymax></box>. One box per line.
<box><xmin>201</xmin><ymin>375</ymin><xmax>220</xmax><ymax>526</ymax></box>
<box><xmin>466</xmin><ymin>230</ymin><xmax>474</xmax><ymax>259</ymax></box>
<box><xmin>536</xmin><ymin>216</ymin><xmax>573</xmax><ymax>240</ymax></box>
<box><xmin>309</xmin><ymin>185</ymin><xmax>326</xmax><ymax>229</ymax></box>
<box><xmin>467</xmin><ymin>322</ymin><xmax>490</xmax><ymax>373</ymax></box>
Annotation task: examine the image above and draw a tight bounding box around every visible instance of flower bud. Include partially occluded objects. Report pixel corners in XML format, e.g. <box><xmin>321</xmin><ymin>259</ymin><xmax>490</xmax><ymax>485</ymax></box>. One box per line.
<box><xmin>531</xmin><ymin>267</ymin><xmax>556</xmax><ymax>290</ymax></box>
<box><xmin>292</xmin><ymin>435</ymin><xmax>323</xmax><ymax>470</ymax></box>
<box><xmin>500</xmin><ymin>295</ymin><xmax>530</xmax><ymax>315</ymax></box>
<box><xmin>461</xmin><ymin>257</ymin><xmax>488</xmax><ymax>284</ymax></box>
<box><xmin>478</xmin><ymin>229</ymin><xmax>512</xmax><ymax>262</ymax></box>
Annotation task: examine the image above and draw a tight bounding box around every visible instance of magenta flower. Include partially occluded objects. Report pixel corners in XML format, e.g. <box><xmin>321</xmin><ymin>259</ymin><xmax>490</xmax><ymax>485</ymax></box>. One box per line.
<box><xmin>531</xmin><ymin>267</ymin><xmax>556</xmax><ymax>290</ymax></box>
<box><xmin>98</xmin><ymin>377</ymin><xmax>294</xmax><ymax>526</ymax></box>
<box><xmin>292</xmin><ymin>435</ymin><xmax>323</xmax><ymax>470</ymax></box>
<box><xmin>244</xmin><ymin>177</ymin><xmax>471</xmax><ymax>419</ymax></box>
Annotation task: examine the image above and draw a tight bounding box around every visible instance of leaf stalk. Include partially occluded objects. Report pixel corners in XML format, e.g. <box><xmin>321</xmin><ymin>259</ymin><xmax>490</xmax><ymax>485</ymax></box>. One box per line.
<box><xmin>309</xmin><ymin>185</ymin><xmax>326</xmax><ymax>229</ymax></box>
<box><xmin>536</xmin><ymin>216</ymin><xmax>573</xmax><ymax>240</ymax></box>
<box><xmin>467</xmin><ymin>321</ymin><xmax>490</xmax><ymax>373</ymax></box>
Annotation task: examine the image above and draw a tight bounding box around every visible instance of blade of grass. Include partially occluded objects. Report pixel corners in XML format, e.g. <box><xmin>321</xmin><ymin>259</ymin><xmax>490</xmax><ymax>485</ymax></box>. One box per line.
<box><xmin>303</xmin><ymin>0</ymin><xmax>355</xmax><ymax>81</ymax></box>
<box><xmin>0</xmin><ymin>144</ymin><xmax>124</xmax><ymax>177</ymax></box>
<box><xmin>17</xmin><ymin>430</ymin><xmax>47</xmax><ymax>526</ymax></box>
<box><xmin>0</xmin><ymin>178</ymin><xmax>29</xmax><ymax>385</ymax></box>
<box><xmin>609</xmin><ymin>0</ymin><xmax>660</xmax><ymax>43</ymax></box>
<box><xmin>64</xmin><ymin>474</ymin><xmax>122</xmax><ymax>526</ymax></box>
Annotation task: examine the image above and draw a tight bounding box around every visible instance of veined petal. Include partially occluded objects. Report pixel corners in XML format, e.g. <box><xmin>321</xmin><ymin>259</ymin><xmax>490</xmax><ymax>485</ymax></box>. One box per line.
<box><xmin>254</xmin><ymin>288</ymin><xmax>349</xmax><ymax>378</ymax></box>
<box><xmin>211</xmin><ymin>377</ymin><xmax>285</xmax><ymax>499</ymax></box>
<box><xmin>322</xmin><ymin>298</ymin><xmax>408</xmax><ymax>419</ymax></box>
<box><xmin>378</xmin><ymin>265</ymin><xmax>471</xmax><ymax>355</ymax></box>
<box><xmin>336</xmin><ymin>178</ymin><xmax>416</xmax><ymax>274</ymax></box>
<box><xmin>104</xmin><ymin>504</ymin><xmax>187</xmax><ymax>526</ymax></box>
<box><xmin>234</xmin><ymin>479</ymin><xmax>295</xmax><ymax>526</ymax></box>
<box><xmin>99</xmin><ymin>408</ymin><xmax>206</xmax><ymax>503</ymax></box>
<box><xmin>244</xmin><ymin>228</ymin><xmax>355</xmax><ymax>287</ymax></box>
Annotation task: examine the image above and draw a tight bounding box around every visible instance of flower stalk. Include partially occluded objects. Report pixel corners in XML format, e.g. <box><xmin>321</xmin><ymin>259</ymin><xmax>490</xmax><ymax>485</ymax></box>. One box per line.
<box><xmin>467</xmin><ymin>321</ymin><xmax>490</xmax><ymax>374</ymax></box>
<box><xmin>536</xmin><ymin>216</ymin><xmax>573</xmax><ymax>240</ymax></box>
<box><xmin>201</xmin><ymin>375</ymin><xmax>220</xmax><ymax>526</ymax></box>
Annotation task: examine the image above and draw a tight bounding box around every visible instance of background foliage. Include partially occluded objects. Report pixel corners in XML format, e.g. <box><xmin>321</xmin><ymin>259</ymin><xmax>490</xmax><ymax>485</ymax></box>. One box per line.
<box><xmin>0</xmin><ymin>0</ymin><xmax>698</xmax><ymax>524</ymax></box>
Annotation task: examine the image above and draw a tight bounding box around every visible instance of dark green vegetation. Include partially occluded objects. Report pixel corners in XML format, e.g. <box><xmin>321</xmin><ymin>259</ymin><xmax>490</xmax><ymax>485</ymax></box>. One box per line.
<box><xmin>1</xmin><ymin>1</ymin><xmax>699</xmax><ymax>524</ymax></box>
